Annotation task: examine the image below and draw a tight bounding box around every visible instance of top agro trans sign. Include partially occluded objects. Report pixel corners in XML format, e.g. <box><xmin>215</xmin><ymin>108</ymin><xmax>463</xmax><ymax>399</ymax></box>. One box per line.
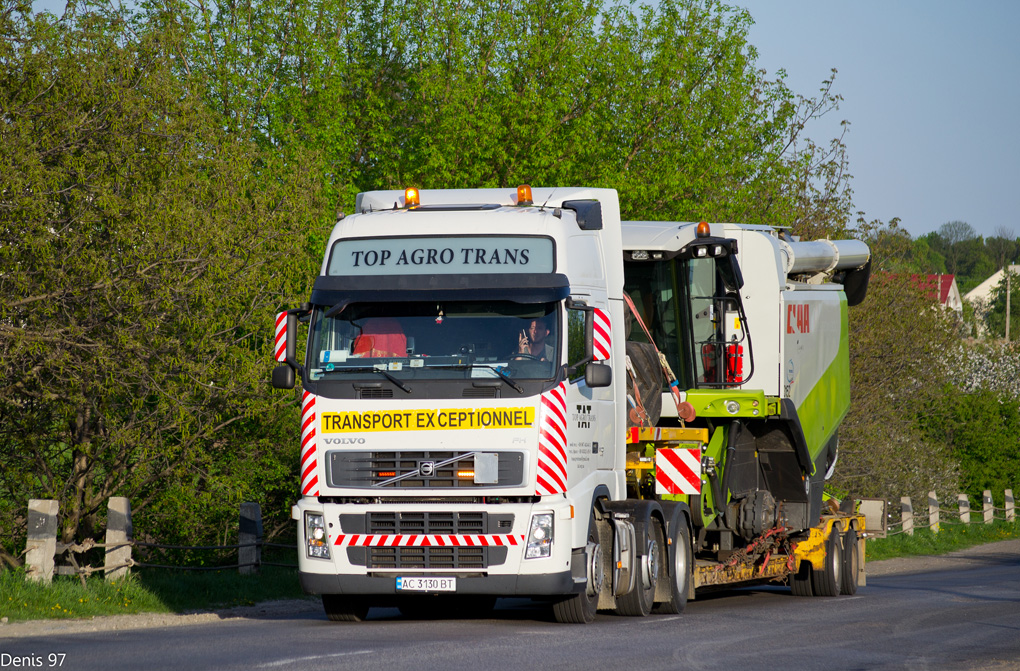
<box><xmin>327</xmin><ymin>236</ymin><xmax>555</xmax><ymax>276</ymax></box>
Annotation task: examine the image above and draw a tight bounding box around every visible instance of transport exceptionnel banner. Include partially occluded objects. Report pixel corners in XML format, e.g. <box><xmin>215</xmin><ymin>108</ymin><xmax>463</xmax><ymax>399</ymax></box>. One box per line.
<box><xmin>320</xmin><ymin>407</ymin><xmax>536</xmax><ymax>433</ymax></box>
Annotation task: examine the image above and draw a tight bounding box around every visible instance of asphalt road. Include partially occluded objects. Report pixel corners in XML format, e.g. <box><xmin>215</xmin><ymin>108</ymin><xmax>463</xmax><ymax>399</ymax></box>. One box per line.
<box><xmin>3</xmin><ymin>540</ymin><xmax>1019</xmax><ymax>671</ymax></box>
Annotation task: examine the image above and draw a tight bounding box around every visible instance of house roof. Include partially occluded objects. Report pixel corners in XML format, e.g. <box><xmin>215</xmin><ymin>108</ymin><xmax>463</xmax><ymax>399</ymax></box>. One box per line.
<box><xmin>964</xmin><ymin>265</ymin><xmax>1020</xmax><ymax>304</ymax></box>
<box><xmin>910</xmin><ymin>274</ymin><xmax>957</xmax><ymax>305</ymax></box>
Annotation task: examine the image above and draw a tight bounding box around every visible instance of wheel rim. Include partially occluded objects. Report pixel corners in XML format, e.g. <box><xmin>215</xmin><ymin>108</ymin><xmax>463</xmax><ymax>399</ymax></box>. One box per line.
<box><xmin>832</xmin><ymin>534</ymin><xmax>842</xmax><ymax>587</ymax></box>
<box><xmin>643</xmin><ymin>538</ymin><xmax>659</xmax><ymax>590</ymax></box>
<box><xmin>674</xmin><ymin>531</ymin><xmax>688</xmax><ymax>592</ymax></box>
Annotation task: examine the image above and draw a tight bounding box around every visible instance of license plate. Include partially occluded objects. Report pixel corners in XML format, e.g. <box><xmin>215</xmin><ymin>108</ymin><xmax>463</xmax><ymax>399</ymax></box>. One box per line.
<box><xmin>396</xmin><ymin>576</ymin><xmax>456</xmax><ymax>592</ymax></box>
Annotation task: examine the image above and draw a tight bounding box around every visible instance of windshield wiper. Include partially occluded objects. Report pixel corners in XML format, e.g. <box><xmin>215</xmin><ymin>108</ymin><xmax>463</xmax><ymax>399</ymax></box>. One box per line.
<box><xmin>426</xmin><ymin>363</ymin><xmax>524</xmax><ymax>394</ymax></box>
<box><xmin>371</xmin><ymin>368</ymin><xmax>412</xmax><ymax>394</ymax></box>
<box><xmin>328</xmin><ymin>364</ymin><xmax>412</xmax><ymax>393</ymax></box>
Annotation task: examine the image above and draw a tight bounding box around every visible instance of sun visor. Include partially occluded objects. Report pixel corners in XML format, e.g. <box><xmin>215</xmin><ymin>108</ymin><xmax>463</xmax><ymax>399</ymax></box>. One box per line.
<box><xmin>310</xmin><ymin>273</ymin><xmax>571</xmax><ymax>307</ymax></box>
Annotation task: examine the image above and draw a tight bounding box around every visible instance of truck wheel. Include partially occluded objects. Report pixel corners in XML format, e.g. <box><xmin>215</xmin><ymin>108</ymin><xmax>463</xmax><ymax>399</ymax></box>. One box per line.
<box><xmin>552</xmin><ymin>509</ymin><xmax>601</xmax><ymax>624</ymax></box>
<box><xmin>840</xmin><ymin>529</ymin><xmax>860</xmax><ymax>596</ymax></box>
<box><xmin>789</xmin><ymin>561</ymin><xmax>813</xmax><ymax>596</ymax></box>
<box><xmin>322</xmin><ymin>594</ymin><xmax>370</xmax><ymax>622</ymax></box>
<box><xmin>810</xmin><ymin>528</ymin><xmax>843</xmax><ymax>597</ymax></box>
<box><xmin>653</xmin><ymin>518</ymin><xmax>691</xmax><ymax>614</ymax></box>
<box><xmin>615</xmin><ymin>522</ymin><xmax>658</xmax><ymax>616</ymax></box>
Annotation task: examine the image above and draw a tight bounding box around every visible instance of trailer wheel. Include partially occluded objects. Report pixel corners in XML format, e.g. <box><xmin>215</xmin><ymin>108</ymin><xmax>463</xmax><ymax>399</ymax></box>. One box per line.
<box><xmin>322</xmin><ymin>594</ymin><xmax>370</xmax><ymax>622</ymax></box>
<box><xmin>810</xmin><ymin>528</ymin><xmax>843</xmax><ymax>597</ymax></box>
<box><xmin>840</xmin><ymin>529</ymin><xmax>860</xmax><ymax>596</ymax></box>
<box><xmin>615</xmin><ymin>522</ymin><xmax>658</xmax><ymax>616</ymax></box>
<box><xmin>653</xmin><ymin>518</ymin><xmax>691</xmax><ymax>614</ymax></box>
<box><xmin>789</xmin><ymin>561</ymin><xmax>813</xmax><ymax>597</ymax></box>
<box><xmin>552</xmin><ymin>509</ymin><xmax>601</xmax><ymax>624</ymax></box>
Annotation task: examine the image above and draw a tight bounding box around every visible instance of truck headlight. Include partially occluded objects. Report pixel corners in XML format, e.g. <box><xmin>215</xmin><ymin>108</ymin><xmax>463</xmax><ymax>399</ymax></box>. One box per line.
<box><xmin>526</xmin><ymin>513</ymin><xmax>554</xmax><ymax>559</ymax></box>
<box><xmin>305</xmin><ymin>512</ymin><xmax>331</xmax><ymax>559</ymax></box>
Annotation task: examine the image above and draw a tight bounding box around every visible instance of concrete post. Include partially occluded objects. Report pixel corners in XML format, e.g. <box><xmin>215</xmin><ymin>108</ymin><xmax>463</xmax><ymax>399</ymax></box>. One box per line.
<box><xmin>958</xmin><ymin>493</ymin><xmax>970</xmax><ymax>524</ymax></box>
<box><xmin>1006</xmin><ymin>489</ymin><xmax>1015</xmax><ymax>523</ymax></box>
<box><xmin>239</xmin><ymin>502</ymin><xmax>263</xmax><ymax>575</ymax></box>
<box><xmin>105</xmin><ymin>497</ymin><xmax>133</xmax><ymax>581</ymax></box>
<box><xmin>901</xmin><ymin>497</ymin><xmax>914</xmax><ymax>536</ymax></box>
<box><xmin>983</xmin><ymin>490</ymin><xmax>994</xmax><ymax>525</ymax></box>
<box><xmin>928</xmin><ymin>491</ymin><xmax>939</xmax><ymax>533</ymax></box>
<box><xmin>26</xmin><ymin>500</ymin><xmax>59</xmax><ymax>583</ymax></box>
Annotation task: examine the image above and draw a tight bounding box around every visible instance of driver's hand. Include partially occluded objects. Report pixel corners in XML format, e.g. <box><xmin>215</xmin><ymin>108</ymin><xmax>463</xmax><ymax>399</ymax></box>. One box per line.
<box><xmin>518</xmin><ymin>331</ymin><xmax>529</xmax><ymax>353</ymax></box>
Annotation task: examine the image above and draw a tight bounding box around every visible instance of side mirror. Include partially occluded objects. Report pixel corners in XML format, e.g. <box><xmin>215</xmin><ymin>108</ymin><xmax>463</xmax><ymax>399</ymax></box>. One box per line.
<box><xmin>272</xmin><ymin>364</ymin><xmax>295</xmax><ymax>390</ymax></box>
<box><xmin>585</xmin><ymin>362</ymin><xmax>612</xmax><ymax>388</ymax></box>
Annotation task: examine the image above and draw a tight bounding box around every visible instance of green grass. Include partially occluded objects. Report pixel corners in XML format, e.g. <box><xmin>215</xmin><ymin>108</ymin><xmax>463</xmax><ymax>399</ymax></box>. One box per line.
<box><xmin>865</xmin><ymin>517</ymin><xmax>1020</xmax><ymax>561</ymax></box>
<box><xmin>0</xmin><ymin>565</ymin><xmax>306</xmax><ymax>623</ymax></box>
<box><xmin>5</xmin><ymin>521</ymin><xmax>1019</xmax><ymax>623</ymax></box>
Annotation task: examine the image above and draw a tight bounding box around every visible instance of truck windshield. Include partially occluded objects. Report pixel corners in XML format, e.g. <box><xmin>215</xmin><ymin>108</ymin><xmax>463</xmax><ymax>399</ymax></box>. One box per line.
<box><xmin>306</xmin><ymin>301</ymin><xmax>559</xmax><ymax>382</ymax></box>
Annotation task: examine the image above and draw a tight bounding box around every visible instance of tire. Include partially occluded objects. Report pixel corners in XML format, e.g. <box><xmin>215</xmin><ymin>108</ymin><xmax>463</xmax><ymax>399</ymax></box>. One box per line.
<box><xmin>653</xmin><ymin>517</ymin><xmax>692</xmax><ymax>614</ymax></box>
<box><xmin>840</xmin><ymin>529</ymin><xmax>860</xmax><ymax>596</ymax></box>
<box><xmin>322</xmin><ymin>594</ymin><xmax>370</xmax><ymax>622</ymax></box>
<box><xmin>626</xmin><ymin>341</ymin><xmax>662</xmax><ymax>427</ymax></box>
<box><xmin>789</xmin><ymin>561</ymin><xmax>813</xmax><ymax>597</ymax></box>
<box><xmin>615</xmin><ymin>521</ymin><xmax>658</xmax><ymax>616</ymax></box>
<box><xmin>552</xmin><ymin>508</ymin><xmax>602</xmax><ymax>624</ymax></box>
<box><xmin>810</xmin><ymin>528</ymin><xmax>843</xmax><ymax>597</ymax></box>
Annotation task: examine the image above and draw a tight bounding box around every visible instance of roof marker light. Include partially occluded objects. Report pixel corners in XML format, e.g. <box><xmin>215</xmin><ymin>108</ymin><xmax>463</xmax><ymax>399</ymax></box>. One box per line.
<box><xmin>517</xmin><ymin>184</ymin><xmax>533</xmax><ymax>206</ymax></box>
<box><xmin>696</xmin><ymin>221</ymin><xmax>711</xmax><ymax>238</ymax></box>
<box><xmin>404</xmin><ymin>187</ymin><xmax>420</xmax><ymax>208</ymax></box>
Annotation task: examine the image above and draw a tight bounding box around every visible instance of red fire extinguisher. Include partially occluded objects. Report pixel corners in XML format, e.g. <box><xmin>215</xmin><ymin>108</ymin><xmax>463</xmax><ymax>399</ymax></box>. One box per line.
<box><xmin>725</xmin><ymin>342</ymin><xmax>743</xmax><ymax>384</ymax></box>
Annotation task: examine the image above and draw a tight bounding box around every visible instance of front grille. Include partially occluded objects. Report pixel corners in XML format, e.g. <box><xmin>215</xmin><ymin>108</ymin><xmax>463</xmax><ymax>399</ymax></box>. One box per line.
<box><xmin>341</xmin><ymin>511</ymin><xmax>513</xmax><ymax>569</ymax></box>
<box><xmin>366</xmin><ymin>546</ymin><xmax>490</xmax><ymax>569</ymax></box>
<box><xmin>369</xmin><ymin>511</ymin><xmax>485</xmax><ymax>534</ymax></box>
<box><xmin>328</xmin><ymin>451</ymin><xmax>525</xmax><ymax>489</ymax></box>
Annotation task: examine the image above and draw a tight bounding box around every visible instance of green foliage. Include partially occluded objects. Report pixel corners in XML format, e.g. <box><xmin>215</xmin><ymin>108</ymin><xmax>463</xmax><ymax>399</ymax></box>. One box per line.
<box><xmin>984</xmin><ymin>270</ymin><xmax>1020</xmax><ymax>339</ymax></box>
<box><xmin>917</xmin><ymin>388</ymin><xmax>1020</xmax><ymax>504</ymax></box>
<box><xmin>0</xmin><ymin>8</ymin><xmax>323</xmax><ymax>561</ymax></box>
<box><xmin>837</xmin><ymin>270</ymin><xmax>961</xmax><ymax>504</ymax></box>
<box><xmin>163</xmin><ymin>0</ymin><xmax>853</xmax><ymax>232</ymax></box>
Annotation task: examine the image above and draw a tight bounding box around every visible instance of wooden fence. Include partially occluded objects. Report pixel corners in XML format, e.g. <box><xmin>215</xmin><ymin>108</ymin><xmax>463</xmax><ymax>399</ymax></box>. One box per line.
<box><xmin>22</xmin><ymin>498</ymin><xmax>296</xmax><ymax>584</ymax></box>
<box><xmin>871</xmin><ymin>489</ymin><xmax>1015</xmax><ymax>538</ymax></box>
<box><xmin>19</xmin><ymin>488</ymin><xmax>1018</xmax><ymax>581</ymax></box>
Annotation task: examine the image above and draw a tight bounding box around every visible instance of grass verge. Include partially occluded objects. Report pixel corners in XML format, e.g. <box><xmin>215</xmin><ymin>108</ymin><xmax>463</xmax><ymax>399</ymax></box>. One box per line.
<box><xmin>4</xmin><ymin>520</ymin><xmax>1019</xmax><ymax>623</ymax></box>
<box><xmin>0</xmin><ymin>565</ymin><xmax>306</xmax><ymax>624</ymax></box>
<box><xmin>865</xmin><ymin>517</ymin><xmax>1020</xmax><ymax>562</ymax></box>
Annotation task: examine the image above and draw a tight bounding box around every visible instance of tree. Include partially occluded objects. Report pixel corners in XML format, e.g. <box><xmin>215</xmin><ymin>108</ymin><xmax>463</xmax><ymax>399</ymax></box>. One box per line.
<box><xmin>934</xmin><ymin>220</ymin><xmax>977</xmax><ymax>276</ymax></box>
<box><xmin>0</xmin><ymin>7</ymin><xmax>324</xmax><ymax>562</ymax></box>
<box><xmin>835</xmin><ymin>271</ymin><xmax>961</xmax><ymax>503</ymax></box>
<box><xmin>168</xmin><ymin>0</ymin><xmax>853</xmax><ymax>232</ymax></box>
<box><xmin>987</xmin><ymin>226</ymin><xmax>1017</xmax><ymax>270</ymax></box>
<box><xmin>985</xmin><ymin>269</ymin><xmax>1019</xmax><ymax>339</ymax></box>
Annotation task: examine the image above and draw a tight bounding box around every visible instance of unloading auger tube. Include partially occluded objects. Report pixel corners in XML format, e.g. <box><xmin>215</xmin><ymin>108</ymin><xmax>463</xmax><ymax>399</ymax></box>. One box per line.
<box><xmin>779</xmin><ymin>239</ymin><xmax>871</xmax><ymax>276</ymax></box>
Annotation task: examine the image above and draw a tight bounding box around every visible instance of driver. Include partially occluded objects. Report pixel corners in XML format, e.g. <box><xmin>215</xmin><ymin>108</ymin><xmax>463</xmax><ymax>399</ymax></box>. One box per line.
<box><xmin>515</xmin><ymin>317</ymin><xmax>554</xmax><ymax>362</ymax></box>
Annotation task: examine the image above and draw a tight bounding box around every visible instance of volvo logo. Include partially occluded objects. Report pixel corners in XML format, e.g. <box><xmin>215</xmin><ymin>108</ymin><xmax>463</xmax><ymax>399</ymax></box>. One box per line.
<box><xmin>324</xmin><ymin>437</ymin><xmax>366</xmax><ymax>445</ymax></box>
<box><xmin>418</xmin><ymin>461</ymin><xmax>436</xmax><ymax>477</ymax></box>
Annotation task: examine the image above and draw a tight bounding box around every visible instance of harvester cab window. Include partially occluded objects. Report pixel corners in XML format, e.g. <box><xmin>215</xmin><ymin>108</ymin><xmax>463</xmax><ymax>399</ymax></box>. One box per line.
<box><xmin>622</xmin><ymin>260</ymin><xmax>692</xmax><ymax>390</ymax></box>
<box><xmin>685</xmin><ymin>257</ymin><xmax>750</xmax><ymax>387</ymax></box>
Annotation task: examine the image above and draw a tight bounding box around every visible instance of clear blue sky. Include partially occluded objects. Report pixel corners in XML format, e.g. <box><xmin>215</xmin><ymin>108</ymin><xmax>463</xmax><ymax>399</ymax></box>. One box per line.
<box><xmin>31</xmin><ymin>0</ymin><xmax>1020</xmax><ymax>240</ymax></box>
<box><xmin>739</xmin><ymin>0</ymin><xmax>1020</xmax><ymax>240</ymax></box>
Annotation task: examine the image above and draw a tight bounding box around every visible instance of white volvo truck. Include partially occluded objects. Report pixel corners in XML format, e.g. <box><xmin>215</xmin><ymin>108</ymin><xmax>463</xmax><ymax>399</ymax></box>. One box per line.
<box><xmin>272</xmin><ymin>186</ymin><xmax>872</xmax><ymax>623</ymax></box>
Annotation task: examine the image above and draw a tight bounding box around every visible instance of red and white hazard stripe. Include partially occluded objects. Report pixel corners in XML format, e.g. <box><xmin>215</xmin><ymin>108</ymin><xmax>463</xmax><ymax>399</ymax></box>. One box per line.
<box><xmin>593</xmin><ymin>308</ymin><xmax>611</xmax><ymax>361</ymax></box>
<box><xmin>536</xmin><ymin>382</ymin><xmax>568</xmax><ymax>496</ymax></box>
<box><xmin>274</xmin><ymin>312</ymin><xmax>288</xmax><ymax>362</ymax></box>
<box><xmin>334</xmin><ymin>533</ymin><xmax>525</xmax><ymax>547</ymax></box>
<box><xmin>655</xmin><ymin>447</ymin><xmax>702</xmax><ymax>496</ymax></box>
<box><xmin>300</xmin><ymin>391</ymin><xmax>320</xmax><ymax>496</ymax></box>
